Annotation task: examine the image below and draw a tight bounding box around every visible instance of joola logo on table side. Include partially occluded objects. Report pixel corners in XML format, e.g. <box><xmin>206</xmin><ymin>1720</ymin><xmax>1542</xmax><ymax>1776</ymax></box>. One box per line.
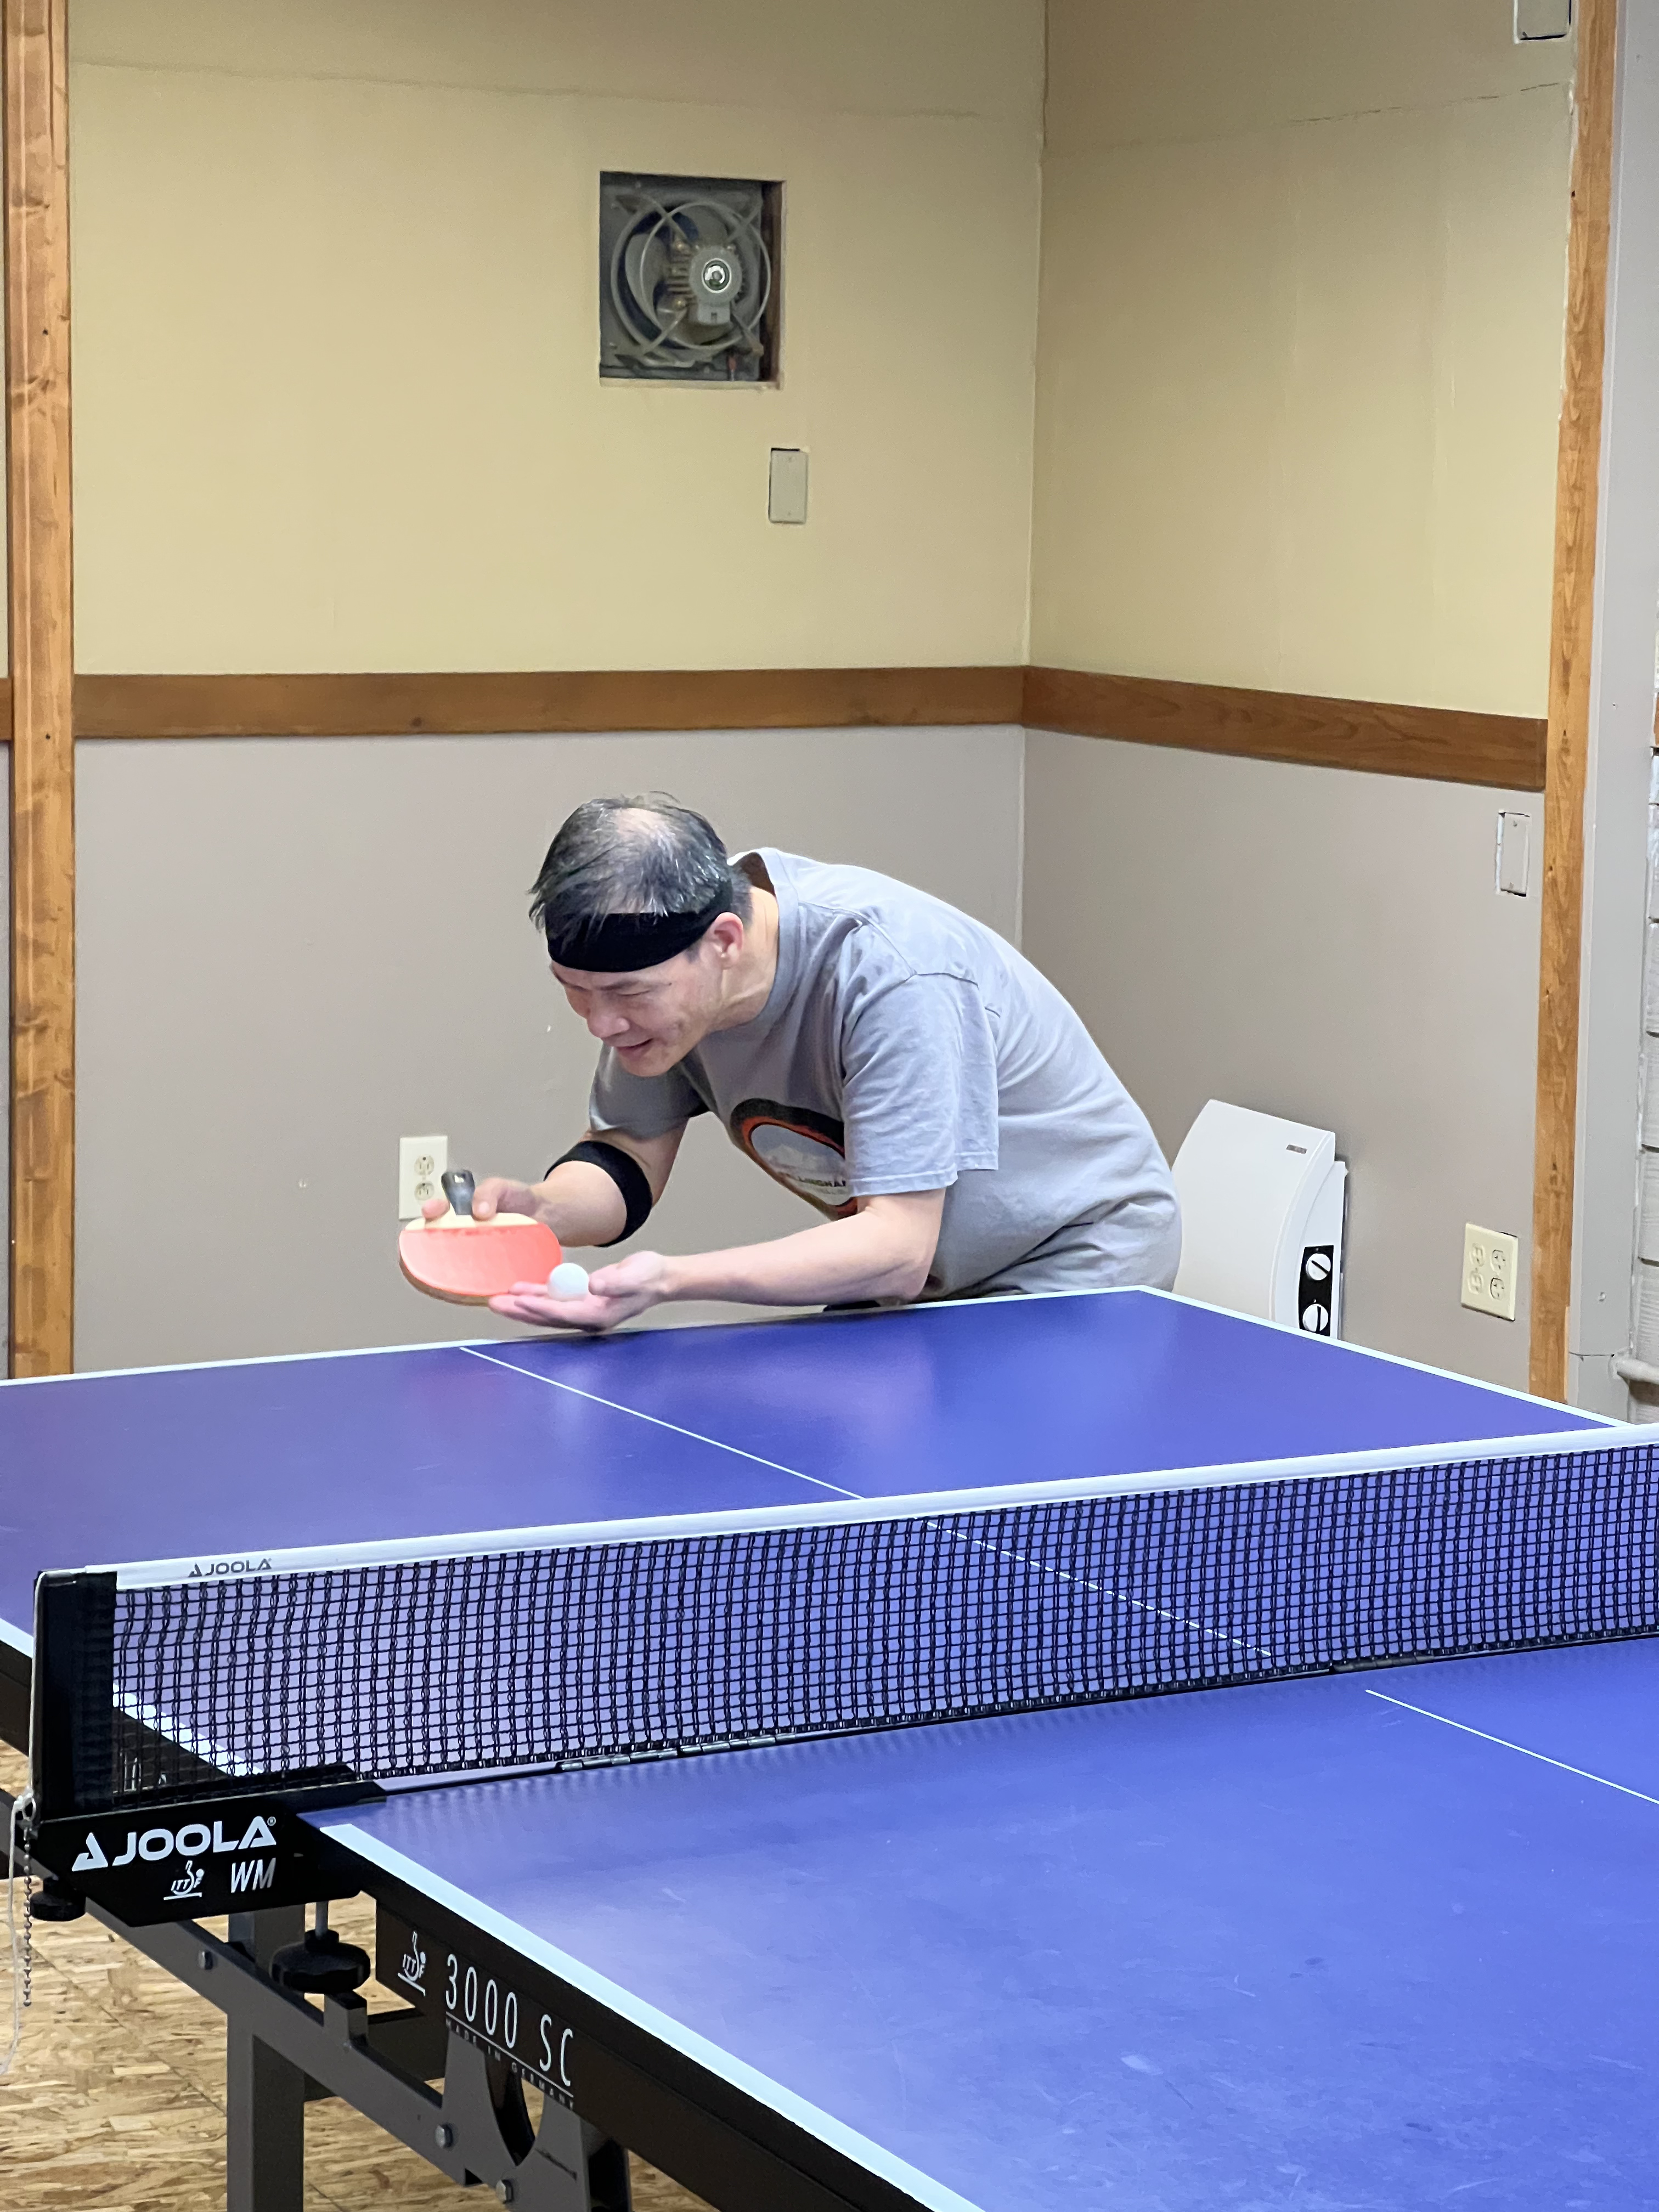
<box><xmin>72</xmin><ymin>1814</ymin><xmax>278</xmax><ymax>1873</ymax></box>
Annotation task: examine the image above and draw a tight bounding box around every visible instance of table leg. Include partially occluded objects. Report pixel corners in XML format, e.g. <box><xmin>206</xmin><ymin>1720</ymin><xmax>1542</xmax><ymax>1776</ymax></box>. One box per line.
<box><xmin>227</xmin><ymin>1905</ymin><xmax>306</xmax><ymax>2212</ymax></box>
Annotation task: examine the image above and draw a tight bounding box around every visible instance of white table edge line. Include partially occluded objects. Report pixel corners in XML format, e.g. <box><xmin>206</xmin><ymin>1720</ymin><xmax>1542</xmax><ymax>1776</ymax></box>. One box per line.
<box><xmin>0</xmin><ymin>1288</ymin><xmax>1617</xmax><ymax>1427</ymax></box>
<box><xmin>314</xmin><ymin>1820</ymin><xmax>991</xmax><ymax>2212</ymax></box>
<box><xmin>1135</xmin><ymin>1287</ymin><xmax>1621</xmax><ymax>1423</ymax></box>
<box><xmin>0</xmin><ymin>1292</ymin><xmax>1130</xmax><ymax>1391</ymax></box>
<box><xmin>0</xmin><ymin>1338</ymin><xmax>499</xmax><ymax>1389</ymax></box>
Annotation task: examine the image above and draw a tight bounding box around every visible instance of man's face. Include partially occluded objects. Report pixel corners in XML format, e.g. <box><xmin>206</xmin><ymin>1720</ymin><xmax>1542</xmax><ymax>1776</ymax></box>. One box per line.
<box><xmin>551</xmin><ymin>932</ymin><xmax>730</xmax><ymax>1077</ymax></box>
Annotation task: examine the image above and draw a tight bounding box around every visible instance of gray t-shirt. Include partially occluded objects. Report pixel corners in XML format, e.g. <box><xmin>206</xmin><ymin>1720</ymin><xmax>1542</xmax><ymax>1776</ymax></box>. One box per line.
<box><xmin>588</xmin><ymin>849</ymin><xmax>1181</xmax><ymax>1299</ymax></box>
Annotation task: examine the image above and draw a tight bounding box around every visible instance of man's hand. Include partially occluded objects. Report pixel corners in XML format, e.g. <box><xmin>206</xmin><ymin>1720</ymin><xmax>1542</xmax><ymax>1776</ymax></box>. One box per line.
<box><xmin>490</xmin><ymin>1251</ymin><xmax>675</xmax><ymax>1333</ymax></box>
<box><xmin>421</xmin><ymin>1176</ymin><xmax>548</xmax><ymax>1226</ymax></box>
<box><xmin>420</xmin><ymin>1128</ymin><xmax>684</xmax><ymax>1249</ymax></box>
<box><xmin>484</xmin><ymin>1192</ymin><xmax>946</xmax><ymax>1336</ymax></box>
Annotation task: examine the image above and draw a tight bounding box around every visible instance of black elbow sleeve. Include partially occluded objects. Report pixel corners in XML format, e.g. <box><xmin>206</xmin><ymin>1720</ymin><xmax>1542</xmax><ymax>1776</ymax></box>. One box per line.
<box><xmin>546</xmin><ymin>1140</ymin><xmax>655</xmax><ymax>1245</ymax></box>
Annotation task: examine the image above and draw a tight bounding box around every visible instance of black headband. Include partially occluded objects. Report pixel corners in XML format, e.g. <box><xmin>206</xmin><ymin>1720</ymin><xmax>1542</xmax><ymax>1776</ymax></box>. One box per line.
<box><xmin>544</xmin><ymin>894</ymin><xmax>731</xmax><ymax>974</ymax></box>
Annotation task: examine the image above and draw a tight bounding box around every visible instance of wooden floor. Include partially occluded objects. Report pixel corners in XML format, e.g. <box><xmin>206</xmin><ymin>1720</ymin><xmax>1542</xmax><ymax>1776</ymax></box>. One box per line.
<box><xmin>0</xmin><ymin>1746</ymin><xmax>708</xmax><ymax>2211</ymax></box>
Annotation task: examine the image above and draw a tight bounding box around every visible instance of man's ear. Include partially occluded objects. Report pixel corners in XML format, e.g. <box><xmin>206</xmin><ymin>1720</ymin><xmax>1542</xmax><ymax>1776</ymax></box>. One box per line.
<box><xmin>705</xmin><ymin>912</ymin><xmax>746</xmax><ymax>963</ymax></box>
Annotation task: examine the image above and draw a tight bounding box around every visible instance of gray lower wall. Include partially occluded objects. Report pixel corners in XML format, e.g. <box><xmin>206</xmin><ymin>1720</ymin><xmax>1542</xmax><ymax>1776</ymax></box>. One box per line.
<box><xmin>1021</xmin><ymin>730</ymin><xmax>1542</xmax><ymax>1390</ymax></box>
<box><xmin>24</xmin><ymin>720</ymin><xmax>1545</xmax><ymax>1387</ymax></box>
<box><xmin>75</xmin><ymin>724</ymin><xmax>1024</xmax><ymax>1370</ymax></box>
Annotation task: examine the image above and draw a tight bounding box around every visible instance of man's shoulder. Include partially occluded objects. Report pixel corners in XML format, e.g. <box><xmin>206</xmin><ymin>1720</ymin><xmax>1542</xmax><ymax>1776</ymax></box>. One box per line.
<box><xmin>760</xmin><ymin>847</ymin><xmax>920</xmax><ymax>917</ymax></box>
<box><xmin>761</xmin><ymin>849</ymin><xmax>1007</xmax><ymax>983</ymax></box>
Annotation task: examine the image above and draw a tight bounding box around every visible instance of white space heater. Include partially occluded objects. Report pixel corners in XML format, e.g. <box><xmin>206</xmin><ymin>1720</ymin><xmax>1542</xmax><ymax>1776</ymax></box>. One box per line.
<box><xmin>1172</xmin><ymin>1100</ymin><xmax>1348</xmax><ymax>1337</ymax></box>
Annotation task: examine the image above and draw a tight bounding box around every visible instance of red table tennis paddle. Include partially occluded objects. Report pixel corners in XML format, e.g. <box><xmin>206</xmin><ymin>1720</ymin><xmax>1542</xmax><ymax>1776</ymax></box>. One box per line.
<box><xmin>399</xmin><ymin>1169</ymin><xmax>562</xmax><ymax>1305</ymax></box>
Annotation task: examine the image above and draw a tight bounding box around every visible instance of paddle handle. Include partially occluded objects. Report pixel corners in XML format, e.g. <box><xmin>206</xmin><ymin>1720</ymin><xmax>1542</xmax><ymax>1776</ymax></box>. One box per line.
<box><xmin>441</xmin><ymin>1167</ymin><xmax>476</xmax><ymax>1218</ymax></box>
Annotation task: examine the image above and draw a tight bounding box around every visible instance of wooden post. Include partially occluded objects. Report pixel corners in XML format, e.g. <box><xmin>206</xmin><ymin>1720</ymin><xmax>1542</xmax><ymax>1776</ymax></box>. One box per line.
<box><xmin>1530</xmin><ymin>0</ymin><xmax>1618</xmax><ymax>1401</ymax></box>
<box><xmin>5</xmin><ymin>0</ymin><xmax>75</xmax><ymax>1376</ymax></box>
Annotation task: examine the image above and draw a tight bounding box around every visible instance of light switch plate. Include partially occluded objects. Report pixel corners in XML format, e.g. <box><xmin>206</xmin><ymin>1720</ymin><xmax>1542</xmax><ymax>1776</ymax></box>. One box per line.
<box><xmin>1463</xmin><ymin>1223</ymin><xmax>1519</xmax><ymax>1320</ymax></box>
<box><xmin>768</xmin><ymin>447</ymin><xmax>809</xmax><ymax>524</ymax></box>
<box><xmin>398</xmin><ymin>1133</ymin><xmax>447</xmax><ymax>1220</ymax></box>
<box><xmin>1496</xmin><ymin>810</ymin><xmax>1531</xmax><ymax>896</ymax></box>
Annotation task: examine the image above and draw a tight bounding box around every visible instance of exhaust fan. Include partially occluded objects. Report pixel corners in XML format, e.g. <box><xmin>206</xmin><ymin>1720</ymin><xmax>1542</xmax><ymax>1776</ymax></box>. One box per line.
<box><xmin>599</xmin><ymin>172</ymin><xmax>780</xmax><ymax>384</ymax></box>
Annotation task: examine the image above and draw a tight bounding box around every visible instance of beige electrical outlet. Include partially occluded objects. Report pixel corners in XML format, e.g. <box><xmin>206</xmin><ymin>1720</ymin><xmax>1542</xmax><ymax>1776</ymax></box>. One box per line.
<box><xmin>398</xmin><ymin>1133</ymin><xmax>447</xmax><ymax>1221</ymax></box>
<box><xmin>1462</xmin><ymin>1223</ymin><xmax>1519</xmax><ymax>1321</ymax></box>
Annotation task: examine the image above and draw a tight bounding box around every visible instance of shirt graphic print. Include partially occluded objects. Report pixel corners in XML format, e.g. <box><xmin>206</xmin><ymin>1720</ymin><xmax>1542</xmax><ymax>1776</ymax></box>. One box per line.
<box><xmin>729</xmin><ymin>1099</ymin><xmax>855</xmax><ymax>1218</ymax></box>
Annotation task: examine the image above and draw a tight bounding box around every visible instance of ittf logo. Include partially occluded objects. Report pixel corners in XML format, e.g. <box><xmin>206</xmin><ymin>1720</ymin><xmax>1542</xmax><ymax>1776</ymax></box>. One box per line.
<box><xmin>399</xmin><ymin>1931</ymin><xmax>428</xmax><ymax>1993</ymax></box>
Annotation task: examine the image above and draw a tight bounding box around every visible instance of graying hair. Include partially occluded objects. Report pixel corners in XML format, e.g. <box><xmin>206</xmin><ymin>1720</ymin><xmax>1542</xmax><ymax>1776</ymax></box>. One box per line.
<box><xmin>529</xmin><ymin>795</ymin><xmax>752</xmax><ymax>945</ymax></box>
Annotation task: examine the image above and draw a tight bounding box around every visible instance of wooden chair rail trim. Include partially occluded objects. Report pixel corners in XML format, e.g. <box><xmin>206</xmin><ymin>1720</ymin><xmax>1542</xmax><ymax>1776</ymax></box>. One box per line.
<box><xmin>66</xmin><ymin>667</ymin><xmax>1025</xmax><ymax>737</ymax></box>
<box><xmin>1023</xmin><ymin>667</ymin><xmax>1547</xmax><ymax>792</ymax></box>
<box><xmin>0</xmin><ymin>668</ymin><xmax>1557</xmax><ymax>792</ymax></box>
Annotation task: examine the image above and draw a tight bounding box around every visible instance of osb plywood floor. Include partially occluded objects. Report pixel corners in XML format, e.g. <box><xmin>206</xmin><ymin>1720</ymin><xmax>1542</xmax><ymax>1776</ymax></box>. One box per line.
<box><xmin>0</xmin><ymin>1745</ymin><xmax>709</xmax><ymax>2212</ymax></box>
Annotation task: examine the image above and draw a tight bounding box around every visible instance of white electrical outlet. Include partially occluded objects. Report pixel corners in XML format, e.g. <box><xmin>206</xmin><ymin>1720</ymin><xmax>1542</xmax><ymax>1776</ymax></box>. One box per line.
<box><xmin>398</xmin><ymin>1134</ymin><xmax>448</xmax><ymax>1221</ymax></box>
<box><xmin>1462</xmin><ymin>1223</ymin><xmax>1519</xmax><ymax>1321</ymax></box>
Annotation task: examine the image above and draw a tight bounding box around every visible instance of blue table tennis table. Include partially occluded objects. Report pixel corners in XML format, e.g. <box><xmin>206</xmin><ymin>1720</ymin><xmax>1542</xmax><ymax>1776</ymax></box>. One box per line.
<box><xmin>4</xmin><ymin>1287</ymin><xmax>1658</xmax><ymax>2212</ymax></box>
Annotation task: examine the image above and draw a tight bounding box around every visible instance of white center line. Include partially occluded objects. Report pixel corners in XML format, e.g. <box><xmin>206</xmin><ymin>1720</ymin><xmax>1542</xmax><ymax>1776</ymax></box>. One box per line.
<box><xmin>1365</xmin><ymin>1689</ymin><xmax>1659</xmax><ymax>1807</ymax></box>
<box><xmin>460</xmin><ymin>1344</ymin><xmax>866</xmax><ymax>1500</ymax></box>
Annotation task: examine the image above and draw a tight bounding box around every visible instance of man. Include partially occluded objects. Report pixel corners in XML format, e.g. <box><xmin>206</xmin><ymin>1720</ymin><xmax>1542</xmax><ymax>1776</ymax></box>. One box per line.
<box><xmin>447</xmin><ymin>794</ymin><xmax>1179</xmax><ymax>1331</ymax></box>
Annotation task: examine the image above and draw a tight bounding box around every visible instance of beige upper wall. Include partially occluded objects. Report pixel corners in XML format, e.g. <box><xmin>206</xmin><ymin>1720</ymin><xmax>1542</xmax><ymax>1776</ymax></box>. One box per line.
<box><xmin>72</xmin><ymin>0</ymin><xmax>1043</xmax><ymax>118</ymax></box>
<box><xmin>67</xmin><ymin>0</ymin><xmax>1043</xmax><ymax>673</ymax></box>
<box><xmin>1045</xmin><ymin>0</ymin><xmax>1575</xmax><ymax>146</ymax></box>
<box><xmin>1031</xmin><ymin>0</ymin><xmax>1573</xmax><ymax>714</ymax></box>
<box><xmin>62</xmin><ymin>0</ymin><xmax>1577</xmax><ymax>699</ymax></box>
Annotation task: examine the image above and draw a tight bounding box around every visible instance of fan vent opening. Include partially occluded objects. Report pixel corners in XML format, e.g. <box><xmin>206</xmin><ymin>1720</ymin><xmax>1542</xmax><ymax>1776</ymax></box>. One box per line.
<box><xmin>599</xmin><ymin>172</ymin><xmax>781</xmax><ymax>385</ymax></box>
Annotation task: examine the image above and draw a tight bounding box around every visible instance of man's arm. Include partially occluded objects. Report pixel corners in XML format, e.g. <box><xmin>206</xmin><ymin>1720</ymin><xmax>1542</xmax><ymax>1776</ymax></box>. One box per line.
<box><xmin>423</xmin><ymin>1125</ymin><xmax>685</xmax><ymax>1249</ymax></box>
<box><xmin>489</xmin><ymin>1189</ymin><xmax>946</xmax><ymax>1331</ymax></box>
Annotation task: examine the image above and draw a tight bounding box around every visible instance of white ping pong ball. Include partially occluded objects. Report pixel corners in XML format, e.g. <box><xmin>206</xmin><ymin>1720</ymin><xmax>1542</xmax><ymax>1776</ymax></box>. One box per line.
<box><xmin>549</xmin><ymin>1261</ymin><xmax>590</xmax><ymax>1300</ymax></box>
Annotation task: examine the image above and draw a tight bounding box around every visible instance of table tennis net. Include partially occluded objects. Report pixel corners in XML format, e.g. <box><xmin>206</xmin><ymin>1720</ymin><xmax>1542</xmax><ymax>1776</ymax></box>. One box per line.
<box><xmin>55</xmin><ymin>1437</ymin><xmax>1657</xmax><ymax>1810</ymax></box>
